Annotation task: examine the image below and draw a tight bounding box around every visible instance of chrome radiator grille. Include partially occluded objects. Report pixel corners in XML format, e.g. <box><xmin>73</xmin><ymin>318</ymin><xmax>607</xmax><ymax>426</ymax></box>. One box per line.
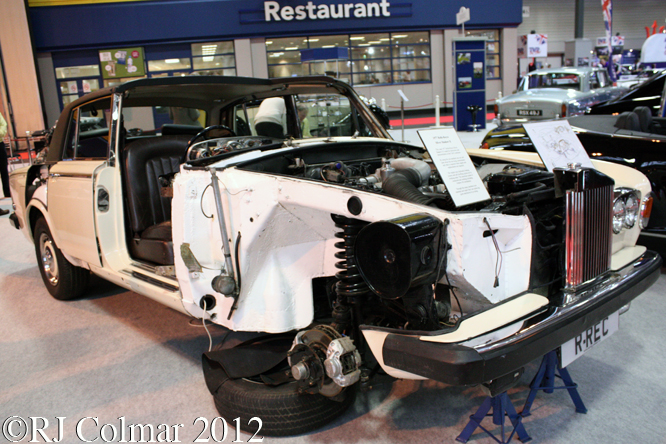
<box><xmin>558</xmin><ymin>167</ymin><xmax>614</xmax><ymax>290</ymax></box>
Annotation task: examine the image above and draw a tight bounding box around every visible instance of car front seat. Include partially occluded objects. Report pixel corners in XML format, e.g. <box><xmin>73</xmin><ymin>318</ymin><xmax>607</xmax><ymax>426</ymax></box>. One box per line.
<box><xmin>123</xmin><ymin>135</ymin><xmax>190</xmax><ymax>265</ymax></box>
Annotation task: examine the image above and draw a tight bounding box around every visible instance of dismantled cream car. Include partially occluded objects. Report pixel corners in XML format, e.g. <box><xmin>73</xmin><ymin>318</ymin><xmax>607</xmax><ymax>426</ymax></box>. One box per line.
<box><xmin>8</xmin><ymin>76</ymin><xmax>661</xmax><ymax>436</ymax></box>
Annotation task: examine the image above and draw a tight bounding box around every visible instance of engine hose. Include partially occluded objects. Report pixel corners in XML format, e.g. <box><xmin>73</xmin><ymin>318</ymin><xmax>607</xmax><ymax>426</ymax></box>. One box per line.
<box><xmin>382</xmin><ymin>168</ymin><xmax>431</xmax><ymax>205</ymax></box>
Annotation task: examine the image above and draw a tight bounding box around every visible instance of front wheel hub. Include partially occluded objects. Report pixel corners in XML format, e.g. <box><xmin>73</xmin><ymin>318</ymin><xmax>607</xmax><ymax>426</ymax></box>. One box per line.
<box><xmin>39</xmin><ymin>233</ymin><xmax>59</xmax><ymax>286</ymax></box>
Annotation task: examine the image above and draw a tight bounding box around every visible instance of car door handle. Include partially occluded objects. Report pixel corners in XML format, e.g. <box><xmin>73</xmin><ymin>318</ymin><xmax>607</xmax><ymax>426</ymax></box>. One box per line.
<box><xmin>97</xmin><ymin>187</ymin><xmax>110</xmax><ymax>212</ymax></box>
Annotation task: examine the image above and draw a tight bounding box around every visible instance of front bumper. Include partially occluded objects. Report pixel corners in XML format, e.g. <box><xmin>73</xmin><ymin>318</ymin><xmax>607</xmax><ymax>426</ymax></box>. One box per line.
<box><xmin>372</xmin><ymin>250</ymin><xmax>662</xmax><ymax>386</ymax></box>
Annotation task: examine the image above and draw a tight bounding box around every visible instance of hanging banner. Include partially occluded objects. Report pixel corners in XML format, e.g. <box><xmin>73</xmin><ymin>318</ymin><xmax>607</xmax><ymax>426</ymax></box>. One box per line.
<box><xmin>601</xmin><ymin>0</ymin><xmax>617</xmax><ymax>81</ymax></box>
<box><xmin>518</xmin><ymin>35</ymin><xmax>527</xmax><ymax>58</ymax></box>
<box><xmin>99</xmin><ymin>47</ymin><xmax>145</xmax><ymax>79</ymax></box>
<box><xmin>527</xmin><ymin>34</ymin><xmax>548</xmax><ymax>57</ymax></box>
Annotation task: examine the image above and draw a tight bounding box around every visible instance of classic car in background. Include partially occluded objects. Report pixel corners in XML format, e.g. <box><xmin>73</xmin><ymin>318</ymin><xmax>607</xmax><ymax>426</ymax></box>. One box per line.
<box><xmin>8</xmin><ymin>76</ymin><xmax>661</xmax><ymax>436</ymax></box>
<box><xmin>481</xmin><ymin>106</ymin><xmax>666</xmax><ymax>256</ymax></box>
<box><xmin>587</xmin><ymin>70</ymin><xmax>666</xmax><ymax>116</ymax></box>
<box><xmin>494</xmin><ymin>67</ymin><xmax>628</xmax><ymax>126</ymax></box>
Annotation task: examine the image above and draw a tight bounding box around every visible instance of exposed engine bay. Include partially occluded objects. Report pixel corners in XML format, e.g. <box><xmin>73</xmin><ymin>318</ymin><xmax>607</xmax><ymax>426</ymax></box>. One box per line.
<box><xmin>198</xmin><ymin>139</ymin><xmax>567</xmax><ymax>395</ymax></box>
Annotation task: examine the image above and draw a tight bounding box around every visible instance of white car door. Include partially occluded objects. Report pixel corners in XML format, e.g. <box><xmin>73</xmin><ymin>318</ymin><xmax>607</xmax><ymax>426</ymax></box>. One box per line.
<box><xmin>47</xmin><ymin>98</ymin><xmax>114</xmax><ymax>268</ymax></box>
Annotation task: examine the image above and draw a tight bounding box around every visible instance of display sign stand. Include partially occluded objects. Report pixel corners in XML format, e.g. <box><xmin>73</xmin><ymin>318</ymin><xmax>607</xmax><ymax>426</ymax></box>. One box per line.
<box><xmin>456</xmin><ymin>392</ymin><xmax>531</xmax><ymax>443</ymax></box>
<box><xmin>521</xmin><ymin>350</ymin><xmax>588</xmax><ymax>416</ymax></box>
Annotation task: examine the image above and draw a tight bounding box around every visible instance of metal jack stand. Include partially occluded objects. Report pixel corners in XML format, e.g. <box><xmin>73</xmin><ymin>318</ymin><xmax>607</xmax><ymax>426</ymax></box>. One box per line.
<box><xmin>521</xmin><ymin>350</ymin><xmax>587</xmax><ymax>416</ymax></box>
<box><xmin>456</xmin><ymin>392</ymin><xmax>531</xmax><ymax>443</ymax></box>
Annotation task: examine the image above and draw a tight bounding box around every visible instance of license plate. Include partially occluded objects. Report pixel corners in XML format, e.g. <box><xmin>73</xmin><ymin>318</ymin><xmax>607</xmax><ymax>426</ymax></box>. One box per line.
<box><xmin>560</xmin><ymin>311</ymin><xmax>619</xmax><ymax>367</ymax></box>
<box><xmin>517</xmin><ymin>109</ymin><xmax>542</xmax><ymax>116</ymax></box>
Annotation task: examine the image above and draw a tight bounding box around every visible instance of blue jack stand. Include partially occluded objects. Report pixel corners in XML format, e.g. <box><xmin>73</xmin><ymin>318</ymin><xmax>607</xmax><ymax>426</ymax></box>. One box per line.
<box><xmin>456</xmin><ymin>392</ymin><xmax>531</xmax><ymax>443</ymax></box>
<box><xmin>522</xmin><ymin>350</ymin><xmax>587</xmax><ymax>416</ymax></box>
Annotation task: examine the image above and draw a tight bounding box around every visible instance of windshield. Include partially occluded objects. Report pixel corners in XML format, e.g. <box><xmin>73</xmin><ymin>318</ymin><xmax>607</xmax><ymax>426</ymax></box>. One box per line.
<box><xmin>525</xmin><ymin>73</ymin><xmax>582</xmax><ymax>91</ymax></box>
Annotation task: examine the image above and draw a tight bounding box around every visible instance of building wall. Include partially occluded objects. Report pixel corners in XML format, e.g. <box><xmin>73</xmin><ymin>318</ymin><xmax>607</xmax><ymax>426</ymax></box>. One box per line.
<box><xmin>0</xmin><ymin>0</ymin><xmax>44</xmax><ymax>136</ymax></box>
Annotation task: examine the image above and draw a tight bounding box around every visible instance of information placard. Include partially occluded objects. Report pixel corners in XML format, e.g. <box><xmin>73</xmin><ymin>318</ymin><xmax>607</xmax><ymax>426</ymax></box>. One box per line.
<box><xmin>418</xmin><ymin>128</ymin><xmax>490</xmax><ymax>207</ymax></box>
<box><xmin>523</xmin><ymin>121</ymin><xmax>594</xmax><ymax>171</ymax></box>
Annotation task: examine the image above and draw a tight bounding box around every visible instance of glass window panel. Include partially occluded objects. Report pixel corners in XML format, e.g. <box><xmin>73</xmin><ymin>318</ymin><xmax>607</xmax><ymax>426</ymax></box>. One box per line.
<box><xmin>393</xmin><ymin>44</ymin><xmax>430</xmax><ymax>58</ymax></box>
<box><xmin>354</xmin><ymin>59</ymin><xmax>391</xmax><ymax>72</ymax></box>
<box><xmin>391</xmin><ymin>32</ymin><xmax>429</xmax><ymax>44</ymax></box>
<box><xmin>392</xmin><ymin>58</ymin><xmax>430</xmax><ymax>71</ymax></box>
<box><xmin>486</xmin><ymin>41</ymin><xmax>499</xmax><ymax>53</ymax></box>
<box><xmin>193</xmin><ymin>55</ymin><xmax>236</xmax><ymax>70</ymax></box>
<box><xmin>465</xmin><ymin>29</ymin><xmax>499</xmax><ymax>40</ymax></box>
<box><xmin>394</xmin><ymin>70</ymin><xmax>430</xmax><ymax>83</ymax></box>
<box><xmin>297</xmin><ymin>93</ymin><xmax>361</xmax><ymax>138</ymax></box>
<box><xmin>486</xmin><ymin>54</ymin><xmax>500</xmax><ymax>66</ymax></box>
<box><xmin>103</xmin><ymin>76</ymin><xmax>145</xmax><ymax>88</ymax></box>
<box><xmin>351</xmin><ymin>46</ymin><xmax>391</xmax><ymax>60</ymax></box>
<box><xmin>60</xmin><ymin>81</ymin><xmax>79</xmax><ymax>95</ymax></box>
<box><xmin>487</xmin><ymin>66</ymin><xmax>500</xmax><ymax>78</ymax></box>
<box><xmin>307</xmin><ymin>35</ymin><xmax>349</xmax><ymax>48</ymax></box>
<box><xmin>75</xmin><ymin>98</ymin><xmax>112</xmax><ymax>159</ymax></box>
<box><xmin>55</xmin><ymin>65</ymin><xmax>101</xmax><ymax>79</ymax></box>
<box><xmin>191</xmin><ymin>41</ymin><xmax>234</xmax><ymax>56</ymax></box>
<box><xmin>81</xmin><ymin>78</ymin><xmax>99</xmax><ymax>93</ymax></box>
<box><xmin>267</xmin><ymin>37</ymin><xmax>308</xmax><ymax>51</ymax></box>
<box><xmin>268</xmin><ymin>64</ymin><xmax>307</xmax><ymax>78</ymax></box>
<box><xmin>147</xmin><ymin>58</ymin><xmax>191</xmax><ymax>72</ymax></box>
<box><xmin>62</xmin><ymin>94</ymin><xmax>78</xmax><ymax>108</ymax></box>
<box><xmin>306</xmin><ymin>60</ymin><xmax>351</xmax><ymax>76</ymax></box>
<box><xmin>350</xmin><ymin>33</ymin><xmax>389</xmax><ymax>46</ymax></box>
<box><xmin>192</xmin><ymin>68</ymin><xmax>237</xmax><ymax>76</ymax></box>
<box><xmin>267</xmin><ymin>51</ymin><xmax>301</xmax><ymax>64</ymax></box>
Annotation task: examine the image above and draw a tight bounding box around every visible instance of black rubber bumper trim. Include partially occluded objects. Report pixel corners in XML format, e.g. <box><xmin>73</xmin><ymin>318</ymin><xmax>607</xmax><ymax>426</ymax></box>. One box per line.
<box><xmin>382</xmin><ymin>251</ymin><xmax>662</xmax><ymax>386</ymax></box>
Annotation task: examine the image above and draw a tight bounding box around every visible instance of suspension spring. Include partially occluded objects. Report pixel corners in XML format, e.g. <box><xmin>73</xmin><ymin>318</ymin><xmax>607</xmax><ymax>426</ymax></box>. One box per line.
<box><xmin>331</xmin><ymin>214</ymin><xmax>370</xmax><ymax>299</ymax></box>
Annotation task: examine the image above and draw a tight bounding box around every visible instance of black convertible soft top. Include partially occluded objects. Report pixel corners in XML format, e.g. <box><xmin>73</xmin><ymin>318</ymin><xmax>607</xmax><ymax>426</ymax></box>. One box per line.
<box><xmin>46</xmin><ymin>76</ymin><xmax>369</xmax><ymax>163</ymax></box>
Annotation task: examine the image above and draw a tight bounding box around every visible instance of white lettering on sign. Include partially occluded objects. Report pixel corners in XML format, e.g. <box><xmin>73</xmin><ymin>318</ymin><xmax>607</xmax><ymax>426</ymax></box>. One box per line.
<box><xmin>264</xmin><ymin>0</ymin><xmax>390</xmax><ymax>21</ymax></box>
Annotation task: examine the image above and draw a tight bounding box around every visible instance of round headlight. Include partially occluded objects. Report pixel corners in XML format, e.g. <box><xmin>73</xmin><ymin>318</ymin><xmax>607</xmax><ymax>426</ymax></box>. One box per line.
<box><xmin>613</xmin><ymin>198</ymin><xmax>626</xmax><ymax>234</ymax></box>
<box><xmin>624</xmin><ymin>193</ymin><xmax>639</xmax><ymax>228</ymax></box>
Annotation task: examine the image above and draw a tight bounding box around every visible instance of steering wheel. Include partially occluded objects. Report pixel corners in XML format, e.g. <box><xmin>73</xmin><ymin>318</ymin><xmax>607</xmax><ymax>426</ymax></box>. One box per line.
<box><xmin>185</xmin><ymin>125</ymin><xmax>237</xmax><ymax>162</ymax></box>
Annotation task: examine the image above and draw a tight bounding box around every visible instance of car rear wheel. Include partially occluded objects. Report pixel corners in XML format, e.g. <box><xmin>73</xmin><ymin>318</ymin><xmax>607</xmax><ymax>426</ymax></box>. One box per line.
<box><xmin>34</xmin><ymin>218</ymin><xmax>90</xmax><ymax>300</ymax></box>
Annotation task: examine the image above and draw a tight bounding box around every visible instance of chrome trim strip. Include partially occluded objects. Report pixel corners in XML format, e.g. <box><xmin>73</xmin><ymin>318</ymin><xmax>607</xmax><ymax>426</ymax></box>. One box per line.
<box><xmin>49</xmin><ymin>173</ymin><xmax>93</xmax><ymax>179</ymax></box>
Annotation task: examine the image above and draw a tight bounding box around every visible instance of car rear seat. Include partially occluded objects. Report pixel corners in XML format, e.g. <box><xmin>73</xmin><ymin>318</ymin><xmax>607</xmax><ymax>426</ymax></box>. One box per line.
<box><xmin>123</xmin><ymin>135</ymin><xmax>190</xmax><ymax>265</ymax></box>
<box><xmin>633</xmin><ymin>106</ymin><xmax>653</xmax><ymax>133</ymax></box>
<box><xmin>614</xmin><ymin>111</ymin><xmax>641</xmax><ymax>132</ymax></box>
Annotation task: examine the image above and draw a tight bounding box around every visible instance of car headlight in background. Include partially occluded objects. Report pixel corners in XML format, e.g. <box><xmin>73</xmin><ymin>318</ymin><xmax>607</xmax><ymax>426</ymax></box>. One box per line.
<box><xmin>613</xmin><ymin>189</ymin><xmax>641</xmax><ymax>234</ymax></box>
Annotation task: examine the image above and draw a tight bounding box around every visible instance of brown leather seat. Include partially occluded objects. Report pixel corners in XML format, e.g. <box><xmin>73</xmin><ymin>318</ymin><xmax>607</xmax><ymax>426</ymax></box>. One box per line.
<box><xmin>123</xmin><ymin>135</ymin><xmax>190</xmax><ymax>265</ymax></box>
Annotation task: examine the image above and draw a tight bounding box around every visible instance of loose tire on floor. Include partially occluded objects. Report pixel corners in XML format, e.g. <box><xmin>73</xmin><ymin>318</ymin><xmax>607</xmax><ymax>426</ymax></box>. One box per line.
<box><xmin>33</xmin><ymin>217</ymin><xmax>90</xmax><ymax>300</ymax></box>
<box><xmin>212</xmin><ymin>376</ymin><xmax>356</xmax><ymax>437</ymax></box>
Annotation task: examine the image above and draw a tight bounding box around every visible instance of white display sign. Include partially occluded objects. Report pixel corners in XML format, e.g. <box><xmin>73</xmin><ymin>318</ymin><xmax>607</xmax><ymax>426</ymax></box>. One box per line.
<box><xmin>523</xmin><ymin>121</ymin><xmax>594</xmax><ymax>172</ymax></box>
<box><xmin>527</xmin><ymin>34</ymin><xmax>548</xmax><ymax>57</ymax></box>
<box><xmin>417</xmin><ymin>128</ymin><xmax>490</xmax><ymax>207</ymax></box>
<box><xmin>640</xmin><ymin>33</ymin><xmax>666</xmax><ymax>64</ymax></box>
<box><xmin>456</xmin><ymin>6</ymin><xmax>470</xmax><ymax>25</ymax></box>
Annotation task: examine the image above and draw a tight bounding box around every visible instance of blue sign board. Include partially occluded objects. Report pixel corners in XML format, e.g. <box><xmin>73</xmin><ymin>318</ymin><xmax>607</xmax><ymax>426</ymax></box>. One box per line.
<box><xmin>453</xmin><ymin>39</ymin><xmax>486</xmax><ymax>132</ymax></box>
<box><xmin>29</xmin><ymin>0</ymin><xmax>523</xmax><ymax>52</ymax></box>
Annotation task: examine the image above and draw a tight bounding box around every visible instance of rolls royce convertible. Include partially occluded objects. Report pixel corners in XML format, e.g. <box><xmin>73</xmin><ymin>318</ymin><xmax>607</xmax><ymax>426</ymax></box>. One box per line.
<box><xmin>7</xmin><ymin>76</ymin><xmax>661</xmax><ymax>436</ymax></box>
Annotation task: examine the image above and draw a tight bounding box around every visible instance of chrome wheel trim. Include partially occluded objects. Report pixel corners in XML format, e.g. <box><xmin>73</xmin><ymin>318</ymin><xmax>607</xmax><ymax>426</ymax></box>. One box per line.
<box><xmin>39</xmin><ymin>233</ymin><xmax>59</xmax><ymax>286</ymax></box>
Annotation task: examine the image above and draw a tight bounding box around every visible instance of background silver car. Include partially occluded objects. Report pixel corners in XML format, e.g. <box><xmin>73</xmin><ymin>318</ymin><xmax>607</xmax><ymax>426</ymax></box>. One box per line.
<box><xmin>494</xmin><ymin>67</ymin><xmax>627</xmax><ymax>126</ymax></box>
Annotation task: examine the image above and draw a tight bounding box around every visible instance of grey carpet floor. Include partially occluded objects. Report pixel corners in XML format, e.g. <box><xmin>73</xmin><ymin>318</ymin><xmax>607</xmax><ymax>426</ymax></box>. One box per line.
<box><xmin>1</xmin><ymin>196</ymin><xmax>664</xmax><ymax>444</ymax></box>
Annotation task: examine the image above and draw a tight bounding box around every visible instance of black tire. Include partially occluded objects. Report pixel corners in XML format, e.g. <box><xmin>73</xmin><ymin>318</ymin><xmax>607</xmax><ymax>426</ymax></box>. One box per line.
<box><xmin>213</xmin><ymin>377</ymin><xmax>355</xmax><ymax>437</ymax></box>
<box><xmin>33</xmin><ymin>217</ymin><xmax>90</xmax><ymax>300</ymax></box>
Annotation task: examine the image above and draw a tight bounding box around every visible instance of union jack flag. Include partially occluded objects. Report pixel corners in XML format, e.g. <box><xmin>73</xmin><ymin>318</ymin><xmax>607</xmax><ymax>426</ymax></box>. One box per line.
<box><xmin>601</xmin><ymin>0</ymin><xmax>617</xmax><ymax>82</ymax></box>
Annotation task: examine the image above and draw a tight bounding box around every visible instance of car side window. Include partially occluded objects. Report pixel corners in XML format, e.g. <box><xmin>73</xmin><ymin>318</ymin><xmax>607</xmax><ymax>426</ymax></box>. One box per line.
<box><xmin>62</xmin><ymin>98</ymin><xmax>112</xmax><ymax>160</ymax></box>
<box><xmin>598</xmin><ymin>70</ymin><xmax>610</xmax><ymax>87</ymax></box>
<box><xmin>590</xmin><ymin>72</ymin><xmax>601</xmax><ymax>90</ymax></box>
